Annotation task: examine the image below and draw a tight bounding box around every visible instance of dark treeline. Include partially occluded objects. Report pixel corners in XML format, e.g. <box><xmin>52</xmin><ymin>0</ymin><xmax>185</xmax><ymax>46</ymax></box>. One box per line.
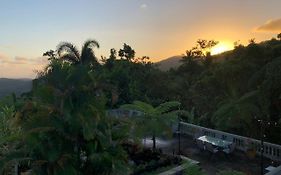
<box><xmin>88</xmin><ymin>38</ymin><xmax>281</xmax><ymax>144</ymax></box>
<box><xmin>38</xmin><ymin>37</ymin><xmax>281</xmax><ymax>144</ymax></box>
<box><xmin>39</xmin><ymin>37</ymin><xmax>281</xmax><ymax>143</ymax></box>
<box><xmin>155</xmin><ymin>38</ymin><xmax>281</xmax><ymax>144</ymax></box>
<box><xmin>0</xmin><ymin>36</ymin><xmax>280</xmax><ymax>174</ymax></box>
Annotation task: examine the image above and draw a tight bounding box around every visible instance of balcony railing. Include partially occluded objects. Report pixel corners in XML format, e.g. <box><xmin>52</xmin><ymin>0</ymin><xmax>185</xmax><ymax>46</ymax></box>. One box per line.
<box><xmin>107</xmin><ymin>109</ymin><xmax>281</xmax><ymax>162</ymax></box>
<box><xmin>180</xmin><ymin>122</ymin><xmax>281</xmax><ymax>162</ymax></box>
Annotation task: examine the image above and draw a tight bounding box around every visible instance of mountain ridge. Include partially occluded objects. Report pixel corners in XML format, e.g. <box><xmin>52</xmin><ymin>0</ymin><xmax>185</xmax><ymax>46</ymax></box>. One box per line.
<box><xmin>155</xmin><ymin>55</ymin><xmax>183</xmax><ymax>71</ymax></box>
<box><xmin>156</xmin><ymin>50</ymin><xmax>233</xmax><ymax>71</ymax></box>
<box><xmin>0</xmin><ymin>78</ymin><xmax>32</xmax><ymax>98</ymax></box>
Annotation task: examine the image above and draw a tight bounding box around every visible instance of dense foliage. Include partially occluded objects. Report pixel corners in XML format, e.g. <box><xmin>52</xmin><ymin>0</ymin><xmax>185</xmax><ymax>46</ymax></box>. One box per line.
<box><xmin>97</xmin><ymin>37</ymin><xmax>281</xmax><ymax>144</ymax></box>
<box><xmin>161</xmin><ymin>38</ymin><xmax>281</xmax><ymax>143</ymax></box>
<box><xmin>0</xmin><ymin>36</ymin><xmax>280</xmax><ymax>174</ymax></box>
<box><xmin>0</xmin><ymin>43</ymin><xmax>133</xmax><ymax>174</ymax></box>
<box><xmin>121</xmin><ymin>101</ymin><xmax>180</xmax><ymax>150</ymax></box>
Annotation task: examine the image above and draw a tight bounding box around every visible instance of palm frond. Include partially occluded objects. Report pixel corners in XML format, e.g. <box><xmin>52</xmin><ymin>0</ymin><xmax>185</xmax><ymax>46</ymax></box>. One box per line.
<box><xmin>161</xmin><ymin>111</ymin><xmax>178</xmax><ymax>122</ymax></box>
<box><xmin>59</xmin><ymin>54</ymin><xmax>80</xmax><ymax>64</ymax></box>
<box><xmin>57</xmin><ymin>42</ymin><xmax>80</xmax><ymax>59</ymax></box>
<box><xmin>121</xmin><ymin>101</ymin><xmax>153</xmax><ymax>114</ymax></box>
<box><xmin>121</xmin><ymin>104</ymin><xmax>142</xmax><ymax>112</ymax></box>
<box><xmin>82</xmin><ymin>39</ymin><xmax>100</xmax><ymax>50</ymax></box>
<box><xmin>80</xmin><ymin>40</ymin><xmax>100</xmax><ymax>65</ymax></box>
<box><xmin>155</xmin><ymin>101</ymin><xmax>181</xmax><ymax>114</ymax></box>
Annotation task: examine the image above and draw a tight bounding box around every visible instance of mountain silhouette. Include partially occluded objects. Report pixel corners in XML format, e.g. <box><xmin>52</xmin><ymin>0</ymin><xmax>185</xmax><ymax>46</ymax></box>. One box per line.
<box><xmin>156</xmin><ymin>55</ymin><xmax>183</xmax><ymax>71</ymax></box>
<box><xmin>0</xmin><ymin>78</ymin><xmax>32</xmax><ymax>98</ymax></box>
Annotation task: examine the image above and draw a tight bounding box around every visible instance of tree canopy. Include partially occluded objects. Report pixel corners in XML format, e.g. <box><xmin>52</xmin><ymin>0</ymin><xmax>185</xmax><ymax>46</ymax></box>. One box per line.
<box><xmin>1</xmin><ymin>36</ymin><xmax>281</xmax><ymax>174</ymax></box>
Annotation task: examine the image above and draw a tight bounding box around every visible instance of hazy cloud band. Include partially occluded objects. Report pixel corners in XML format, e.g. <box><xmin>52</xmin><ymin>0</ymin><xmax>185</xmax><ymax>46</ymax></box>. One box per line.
<box><xmin>256</xmin><ymin>18</ymin><xmax>281</xmax><ymax>33</ymax></box>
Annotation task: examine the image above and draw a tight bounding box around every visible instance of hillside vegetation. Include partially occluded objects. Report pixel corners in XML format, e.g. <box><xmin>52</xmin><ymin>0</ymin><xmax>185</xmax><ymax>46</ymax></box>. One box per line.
<box><xmin>156</xmin><ymin>55</ymin><xmax>182</xmax><ymax>71</ymax></box>
<box><xmin>152</xmin><ymin>38</ymin><xmax>281</xmax><ymax>143</ymax></box>
<box><xmin>1</xmin><ymin>38</ymin><xmax>281</xmax><ymax>143</ymax></box>
<box><xmin>0</xmin><ymin>37</ymin><xmax>280</xmax><ymax>174</ymax></box>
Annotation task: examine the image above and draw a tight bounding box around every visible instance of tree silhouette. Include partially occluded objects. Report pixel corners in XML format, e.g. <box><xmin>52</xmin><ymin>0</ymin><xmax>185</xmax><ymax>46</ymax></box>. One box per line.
<box><xmin>118</xmin><ymin>43</ymin><xmax>135</xmax><ymax>61</ymax></box>
<box><xmin>43</xmin><ymin>50</ymin><xmax>56</xmax><ymax>60</ymax></box>
<box><xmin>277</xmin><ymin>33</ymin><xmax>281</xmax><ymax>40</ymax></box>
<box><xmin>134</xmin><ymin>56</ymin><xmax>150</xmax><ymax>64</ymax></box>
<box><xmin>121</xmin><ymin>101</ymin><xmax>181</xmax><ymax>151</ymax></box>
<box><xmin>182</xmin><ymin>39</ymin><xmax>218</xmax><ymax>63</ymax></box>
<box><xmin>248</xmin><ymin>38</ymin><xmax>256</xmax><ymax>44</ymax></box>
<box><xmin>56</xmin><ymin>39</ymin><xmax>100</xmax><ymax>66</ymax></box>
<box><xmin>104</xmin><ymin>48</ymin><xmax>117</xmax><ymax>70</ymax></box>
<box><xmin>109</xmin><ymin>48</ymin><xmax>117</xmax><ymax>60</ymax></box>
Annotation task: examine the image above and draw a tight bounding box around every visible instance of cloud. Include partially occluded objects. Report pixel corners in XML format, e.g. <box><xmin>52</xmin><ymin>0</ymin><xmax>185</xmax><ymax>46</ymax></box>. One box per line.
<box><xmin>256</xmin><ymin>18</ymin><xmax>281</xmax><ymax>33</ymax></box>
<box><xmin>0</xmin><ymin>52</ymin><xmax>48</xmax><ymax>78</ymax></box>
<box><xmin>0</xmin><ymin>53</ymin><xmax>10</xmax><ymax>63</ymax></box>
<box><xmin>15</xmin><ymin>56</ymin><xmax>29</xmax><ymax>61</ymax></box>
<box><xmin>14</xmin><ymin>56</ymin><xmax>31</xmax><ymax>64</ymax></box>
<box><xmin>0</xmin><ymin>63</ymin><xmax>39</xmax><ymax>78</ymax></box>
<box><xmin>14</xmin><ymin>56</ymin><xmax>47</xmax><ymax>65</ymax></box>
<box><xmin>0</xmin><ymin>54</ymin><xmax>47</xmax><ymax>65</ymax></box>
<box><xmin>140</xmin><ymin>3</ymin><xmax>147</xmax><ymax>9</ymax></box>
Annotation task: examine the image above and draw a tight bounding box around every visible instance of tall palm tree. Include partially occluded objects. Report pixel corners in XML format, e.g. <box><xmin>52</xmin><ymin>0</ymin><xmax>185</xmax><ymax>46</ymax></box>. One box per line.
<box><xmin>57</xmin><ymin>39</ymin><xmax>100</xmax><ymax>66</ymax></box>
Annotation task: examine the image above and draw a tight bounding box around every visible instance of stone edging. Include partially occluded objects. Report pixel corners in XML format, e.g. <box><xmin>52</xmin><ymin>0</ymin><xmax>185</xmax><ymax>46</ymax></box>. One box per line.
<box><xmin>158</xmin><ymin>155</ymin><xmax>200</xmax><ymax>175</ymax></box>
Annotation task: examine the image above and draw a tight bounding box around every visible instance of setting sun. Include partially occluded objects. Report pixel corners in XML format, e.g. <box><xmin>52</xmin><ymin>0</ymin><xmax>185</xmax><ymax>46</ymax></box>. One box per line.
<box><xmin>211</xmin><ymin>42</ymin><xmax>234</xmax><ymax>55</ymax></box>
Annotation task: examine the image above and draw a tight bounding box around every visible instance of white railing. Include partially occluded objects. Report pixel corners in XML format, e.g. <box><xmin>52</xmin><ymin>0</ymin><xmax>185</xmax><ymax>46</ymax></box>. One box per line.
<box><xmin>180</xmin><ymin>122</ymin><xmax>281</xmax><ymax>162</ymax></box>
<box><xmin>107</xmin><ymin>109</ymin><xmax>281</xmax><ymax>162</ymax></box>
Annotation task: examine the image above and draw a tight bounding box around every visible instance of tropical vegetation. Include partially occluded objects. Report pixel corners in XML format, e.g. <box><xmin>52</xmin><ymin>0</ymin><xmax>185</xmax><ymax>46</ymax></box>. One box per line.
<box><xmin>121</xmin><ymin>101</ymin><xmax>181</xmax><ymax>150</ymax></box>
<box><xmin>0</xmin><ymin>34</ymin><xmax>281</xmax><ymax>174</ymax></box>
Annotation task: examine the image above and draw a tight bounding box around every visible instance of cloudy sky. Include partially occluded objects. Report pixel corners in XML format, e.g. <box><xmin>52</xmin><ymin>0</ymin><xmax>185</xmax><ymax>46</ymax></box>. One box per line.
<box><xmin>0</xmin><ymin>0</ymin><xmax>281</xmax><ymax>78</ymax></box>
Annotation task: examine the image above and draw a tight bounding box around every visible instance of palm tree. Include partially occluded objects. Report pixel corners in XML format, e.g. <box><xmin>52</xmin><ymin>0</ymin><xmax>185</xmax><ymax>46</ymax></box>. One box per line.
<box><xmin>121</xmin><ymin>101</ymin><xmax>181</xmax><ymax>150</ymax></box>
<box><xmin>57</xmin><ymin>39</ymin><xmax>100</xmax><ymax>66</ymax></box>
<box><xmin>0</xmin><ymin>59</ymin><xmax>130</xmax><ymax>175</ymax></box>
<box><xmin>212</xmin><ymin>89</ymin><xmax>259</xmax><ymax>136</ymax></box>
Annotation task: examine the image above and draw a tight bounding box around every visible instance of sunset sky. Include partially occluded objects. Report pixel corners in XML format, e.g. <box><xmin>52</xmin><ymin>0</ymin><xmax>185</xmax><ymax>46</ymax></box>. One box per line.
<box><xmin>0</xmin><ymin>0</ymin><xmax>281</xmax><ymax>78</ymax></box>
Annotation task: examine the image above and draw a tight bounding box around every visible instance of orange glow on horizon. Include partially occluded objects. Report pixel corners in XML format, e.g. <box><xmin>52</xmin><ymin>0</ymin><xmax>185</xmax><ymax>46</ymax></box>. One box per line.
<box><xmin>211</xmin><ymin>42</ymin><xmax>234</xmax><ymax>55</ymax></box>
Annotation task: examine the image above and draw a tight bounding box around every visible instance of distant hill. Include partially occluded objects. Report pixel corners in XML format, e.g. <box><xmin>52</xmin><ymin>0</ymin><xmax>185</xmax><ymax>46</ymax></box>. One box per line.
<box><xmin>156</xmin><ymin>50</ymin><xmax>234</xmax><ymax>71</ymax></box>
<box><xmin>156</xmin><ymin>55</ymin><xmax>183</xmax><ymax>71</ymax></box>
<box><xmin>0</xmin><ymin>78</ymin><xmax>32</xmax><ymax>99</ymax></box>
